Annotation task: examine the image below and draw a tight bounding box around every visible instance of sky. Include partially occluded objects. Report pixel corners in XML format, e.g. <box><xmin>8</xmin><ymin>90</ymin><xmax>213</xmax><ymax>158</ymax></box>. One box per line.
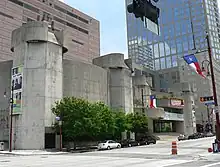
<box><xmin>59</xmin><ymin>0</ymin><xmax>128</xmax><ymax>58</ymax></box>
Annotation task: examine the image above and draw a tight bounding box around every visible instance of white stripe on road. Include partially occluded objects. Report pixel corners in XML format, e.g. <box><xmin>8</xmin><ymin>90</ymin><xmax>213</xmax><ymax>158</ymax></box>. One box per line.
<box><xmin>200</xmin><ymin>162</ymin><xmax>220</xmax><ymax>167</ymax></box>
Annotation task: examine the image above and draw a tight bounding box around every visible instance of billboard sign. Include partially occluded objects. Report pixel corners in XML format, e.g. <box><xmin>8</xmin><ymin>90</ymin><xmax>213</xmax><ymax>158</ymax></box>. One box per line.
<box><xmin>11</xmin><ymin>66</ymin><xmax>23</xmax><ymax>114</ymax></box>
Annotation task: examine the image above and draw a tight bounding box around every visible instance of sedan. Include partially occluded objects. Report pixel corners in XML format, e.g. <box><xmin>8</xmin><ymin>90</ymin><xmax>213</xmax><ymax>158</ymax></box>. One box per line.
<box><xmin>120</xmin><ymin>139</ymin><xmax>140</xmax><ymax>147</ymax></box>
<box><xmin>98</xmin><ymin>140</ymin><xmax>121</xmax><ymax>150</ymax></box>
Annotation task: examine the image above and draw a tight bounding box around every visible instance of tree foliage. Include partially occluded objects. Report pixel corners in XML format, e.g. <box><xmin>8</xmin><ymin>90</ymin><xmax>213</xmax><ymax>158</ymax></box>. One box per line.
<box><xmin>52</xmin><ymin>97</ymin><xmax>148</xmax><ymax>142</ymax></box>
<box><xmin>127</xmin><ymin>112</ymin><xmax>148</xmax><ymax>134</ymax></box>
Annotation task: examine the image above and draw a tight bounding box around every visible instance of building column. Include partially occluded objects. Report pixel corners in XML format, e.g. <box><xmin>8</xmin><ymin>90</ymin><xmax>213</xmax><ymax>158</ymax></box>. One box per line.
<box><xmin>182</xmin><ymin>82</ymin><xmax>197</xmax><ymax>136</ymax></box>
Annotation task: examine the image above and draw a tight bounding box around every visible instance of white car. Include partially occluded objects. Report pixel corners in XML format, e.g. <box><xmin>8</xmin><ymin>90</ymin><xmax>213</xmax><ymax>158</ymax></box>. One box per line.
<box><xmin>98</xmin><ymin>140</ymin><xmax>121</xmax><ymax>150</ymax></box>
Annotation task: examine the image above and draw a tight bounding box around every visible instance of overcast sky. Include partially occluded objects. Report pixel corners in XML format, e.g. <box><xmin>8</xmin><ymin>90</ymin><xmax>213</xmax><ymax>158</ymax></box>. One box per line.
<box><xmin>59</xmin><ymin>0</ymin><xmax>220</xmax><ymax>59</ymax></box>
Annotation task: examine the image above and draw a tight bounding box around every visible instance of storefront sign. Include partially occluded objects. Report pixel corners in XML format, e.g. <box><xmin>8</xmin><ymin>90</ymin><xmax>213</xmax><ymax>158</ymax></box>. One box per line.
<box><xmin>170</xmin><ymin>98</ymin><xmax>184</xmax><ymax>107</ymax></box>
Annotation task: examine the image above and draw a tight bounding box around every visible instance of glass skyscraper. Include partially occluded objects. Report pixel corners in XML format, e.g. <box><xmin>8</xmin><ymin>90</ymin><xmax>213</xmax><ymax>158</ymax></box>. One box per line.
<box><xmin>125</xmin><ymin>0</ymin><xmax>220</xmax><ymax>71</ymax></box>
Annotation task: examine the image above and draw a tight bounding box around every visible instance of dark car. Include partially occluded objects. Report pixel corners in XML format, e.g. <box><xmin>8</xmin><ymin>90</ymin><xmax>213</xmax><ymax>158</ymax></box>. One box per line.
<box><xmin>137</xmin><ymin>136</ymin><xmax>156</xmax><ymax>145</ymax></box>
<box><xmin>120</xmin><ymin>139</ymin><xmax>139</xmax><ymax>147</ymax></box>
<box><xmin>188</xmin><ymin>133</ymin><xmax>202</xmax><ymax>139</ymax></box>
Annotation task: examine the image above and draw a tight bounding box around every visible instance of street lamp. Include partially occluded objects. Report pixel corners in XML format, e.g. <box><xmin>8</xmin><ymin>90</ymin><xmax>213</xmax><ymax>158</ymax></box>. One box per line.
<box><xmin>4</xmin><ymin>85</ymin><xmax>14</xmax><ymax>152</ymax></box>
<box><xmin>55</xmin><ymin>116</ymin><xmax>62</xmax><ymax>151</ymax></box>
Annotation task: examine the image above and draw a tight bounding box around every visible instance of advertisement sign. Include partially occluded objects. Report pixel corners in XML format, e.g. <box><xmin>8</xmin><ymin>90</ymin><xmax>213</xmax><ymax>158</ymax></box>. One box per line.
<box><xmin>11</xmin><ymin>66</ymin><xmax>23</xmax><ymax>114</ymax></box>
<box><xmin>170</xmin><ymin>98</ymin><xmax>184</xmax><ymax>107</ymax></box>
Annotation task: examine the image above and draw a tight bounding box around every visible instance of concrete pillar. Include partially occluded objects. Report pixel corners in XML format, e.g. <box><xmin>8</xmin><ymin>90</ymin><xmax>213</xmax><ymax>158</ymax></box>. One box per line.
<box><xmin>10</xmin><ymin>21</ymin><xmax>67</xmax><ymax>149</ymax></box>
<box><xmin>148</xmin><ymin>118</ymin><xmax>154</xmax><ymax>133</ymax></box>
<box><xmin>182</xmin><ymin>82</ymin><xmax>197</xmax><ymax>136</ymax></box>
<box><xmin>93</xmin><ymin>53</ymin><xmax>134</xmax><ymax>114</ymax></box>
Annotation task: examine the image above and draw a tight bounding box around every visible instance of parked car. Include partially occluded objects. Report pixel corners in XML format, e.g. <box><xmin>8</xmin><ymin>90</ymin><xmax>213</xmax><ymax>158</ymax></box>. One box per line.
<box><xmin>120</xmin><ymin>139</ymin><xmax>139</xmax><ymax>147</ymax></box>
<box><xmin>97</xmin><ymin>140</ymin><xmax>121</xmax><ymax>150</ymax></box>
<box><xmin>205</xmin><ymin>132</ymin><xmax>214</xmax><ymax>137</ymax></box>
<box><xmin>137</xmin><ymin>136</ymin><xmax>156</xmax><ymax>145</ymax></box>
<box><xmin>178</xmin><ymin>134</ymin><xmax>188</xmax><ymax>141</ymax></box>
<box><xmin>188</xmin><ymin>133</ymin><xmax>202</xmax><ymax>139</ymax></box>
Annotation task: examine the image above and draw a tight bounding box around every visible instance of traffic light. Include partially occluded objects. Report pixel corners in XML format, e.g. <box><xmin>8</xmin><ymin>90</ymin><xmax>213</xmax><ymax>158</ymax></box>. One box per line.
<box><xmin>200</xmin><ymin>96</ymin><xmax>214</xmax><ymax>102</ymax></box>
<box><xmin>127</xmin><ymin>0</ymin><xmax>160</xmax><ymax>24</ymax></box>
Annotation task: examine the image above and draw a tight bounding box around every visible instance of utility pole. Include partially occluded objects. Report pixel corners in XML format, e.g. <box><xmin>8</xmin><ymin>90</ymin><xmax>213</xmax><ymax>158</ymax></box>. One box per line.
<box><xmin>206</xmin><ymin>33</ymin><xmax>220</xmax><ymax>141</ymax></box>
<box><xmin>9</xmin><ymin>85</ymin><xmax>14</xmax><ymax>152</ymax></box>
<box><xmin>141</xmin><ymin>88</ymin><xmax>145</xmax><ymax>113</ymax></box>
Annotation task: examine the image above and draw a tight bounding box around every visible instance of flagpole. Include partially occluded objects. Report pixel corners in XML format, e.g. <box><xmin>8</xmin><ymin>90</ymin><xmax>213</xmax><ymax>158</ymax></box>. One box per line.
<box><xmin>206</xmin><ymin>33</ymin><xmax>220</xmax><ymax>141</ymax></box>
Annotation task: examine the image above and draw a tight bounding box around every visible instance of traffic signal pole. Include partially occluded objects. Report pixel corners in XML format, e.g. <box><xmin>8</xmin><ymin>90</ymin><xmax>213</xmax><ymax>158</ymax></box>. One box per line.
<box><xmin>206</xmin><ymin>34</ymin><xmax>220</xmax><ymax>141</ymax></box>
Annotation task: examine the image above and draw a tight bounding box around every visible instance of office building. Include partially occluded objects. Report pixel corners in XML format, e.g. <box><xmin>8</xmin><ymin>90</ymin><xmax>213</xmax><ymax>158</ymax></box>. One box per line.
<box><xmin>126</xmin><ymin>0</ymin><xmax>220</xmax><ymax>70</ymax></box>
<box><xmin>125</xmin><ymin>0</ymin><xmax>220</xmax><ymax>133</ymax></box>
<box><xmin>0</xmin><ymin>0</ymin><xmax>100</xmax><ymax>63</ymax></box>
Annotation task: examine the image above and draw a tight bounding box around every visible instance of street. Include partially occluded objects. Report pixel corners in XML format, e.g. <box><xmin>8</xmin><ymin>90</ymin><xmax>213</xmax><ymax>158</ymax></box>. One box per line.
<box><xmin>1</xmin><ymin>137</ymin><xmax>220</xmax><ymax>167</ymax></box>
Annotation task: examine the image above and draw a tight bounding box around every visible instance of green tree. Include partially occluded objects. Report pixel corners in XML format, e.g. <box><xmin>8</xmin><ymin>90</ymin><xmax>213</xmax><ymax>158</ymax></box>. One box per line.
<box><xmin>52</xmin><ymin>97</ymin><xmax>101</xmax><ymax>141</ymax></box>
<box><xmin>127</xmin><ymin>112</ymin><xmax>148</xmax><ymax>134</ymax></box>
<box><xmin>112</xmin><ymin>110</ymin><xmax>131</xmax><ymax>140</ymax></box>
<box><xmin>52</xmin><ymin>97</ymin><xmax>130</xmax><ymax>142</ymax></box>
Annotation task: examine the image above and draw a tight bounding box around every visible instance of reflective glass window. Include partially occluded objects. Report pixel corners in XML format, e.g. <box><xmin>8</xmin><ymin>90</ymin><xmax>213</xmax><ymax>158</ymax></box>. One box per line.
<box><xmin>160</xmin><ymin>58</ymin><xmax>166</xmax><ymax>69</ymax></box>
<box><xmin>176</xmin><ymin>38</ymin><xmax>183</xmax><ymax>53</ymax></box>
<box><xmin>170</xmin><ymin>40</ymin><xmax>176</xmax><ymax>54</ymax></box>
<box><xmin>155</xmin><ymin>59</ymin><xmax>160</xmax><ymax>70</ymax></box>
<box><xmin>172</xmin><ymin>56</ymin><xmax>177</xmax><ymax>67</ymax></box>
<box><xmin>166</xmin><ymin>56</ymin><xmax>172</xmax><ymax>68</ymax></box>
<box><xmin>154</xmin><ymin>44</ymin><xmax>159</xmax><ymax>58</ymax></box>
<box><xmin>182</xmin><ymin>36</ymin><xmax>188</xmax><ymax>51</ymax></box>
<box><xmin>159</xmin><ymin>42</ymin><xmax>165</xmax><ymax>57</ymax></box>
<box><xmin>165</xmin><ymin>42</ymin><xmax>171</xmax><ymax>56</ymax></box>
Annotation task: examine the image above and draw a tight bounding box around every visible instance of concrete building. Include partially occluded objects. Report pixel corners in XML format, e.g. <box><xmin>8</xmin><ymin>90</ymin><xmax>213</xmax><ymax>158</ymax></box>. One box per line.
<box><xmin>0</xmin><ymin>0</ymin><xmax>100</xmax><ymax>63</ymax></box>
<box><xmin>0</xmin><ymin>21</ymin><xmax>134</xmax><ymax>150</ymax></box>
<box><xmin>125</xmin><ymin>0</ymin><xmax>220</xmax><ymax>134</ymax></box>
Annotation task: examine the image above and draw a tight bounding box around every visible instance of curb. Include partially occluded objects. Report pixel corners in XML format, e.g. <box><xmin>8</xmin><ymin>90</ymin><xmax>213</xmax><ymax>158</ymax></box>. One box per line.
<box><xmin>0</xmin><ymin>152</ymin><xmax>69</xmax><ymax>156</ymax></box>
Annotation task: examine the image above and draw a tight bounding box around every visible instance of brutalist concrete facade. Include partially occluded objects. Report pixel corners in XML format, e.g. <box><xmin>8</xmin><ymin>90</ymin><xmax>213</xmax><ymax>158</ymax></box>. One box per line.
<box><xmin>10</xmin><ymin>21</ymin><xmax>66</xmax><ymax>149</ymax></box>
<box><xmin>0</xmin><ymin>22</ymin><xmax>134</xmax><ymax>150</ymax></box>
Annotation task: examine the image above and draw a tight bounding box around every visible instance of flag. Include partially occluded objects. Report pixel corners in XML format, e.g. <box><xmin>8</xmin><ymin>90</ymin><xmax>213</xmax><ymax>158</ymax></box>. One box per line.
<box><xmin>149</xmin><ymin>95</ymin><xmax>157</xmax><ymax>108</ymax></box>
<box><xmin>183</xmin><ymin>54</ymin><xmax>205</xmax><ymax>78</ymax></box>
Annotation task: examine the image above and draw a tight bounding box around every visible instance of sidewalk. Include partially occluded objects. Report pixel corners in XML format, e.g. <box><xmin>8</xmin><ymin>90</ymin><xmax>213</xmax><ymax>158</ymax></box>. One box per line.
<box><xmin>0</xmin><ymin>150</ymin><xmax>69</xmax><ymax>156</ymax></box>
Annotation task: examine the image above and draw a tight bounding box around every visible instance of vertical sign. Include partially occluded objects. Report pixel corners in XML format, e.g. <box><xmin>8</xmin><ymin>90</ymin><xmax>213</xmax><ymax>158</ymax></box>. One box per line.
<box><xmin>11</xmin><ymin>66</ymin><xmax>23</xmax><ymax>114</ymax></box>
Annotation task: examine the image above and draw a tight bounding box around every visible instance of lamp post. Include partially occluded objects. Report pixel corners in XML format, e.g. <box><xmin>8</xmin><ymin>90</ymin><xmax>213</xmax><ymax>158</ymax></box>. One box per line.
<box><xmin>55</xmin><ymin>116</ymin><xmax>62</xmax><ymax>151</ymax></box>
<box><xmin>4</xmin><ymin>85</ymin><xmax>14</xmax><ymax>152</ymax></box>
<box><xmin>200</xmin><ymin>34</ymin><xmax>220</xmax><ymax>141</ymax></box>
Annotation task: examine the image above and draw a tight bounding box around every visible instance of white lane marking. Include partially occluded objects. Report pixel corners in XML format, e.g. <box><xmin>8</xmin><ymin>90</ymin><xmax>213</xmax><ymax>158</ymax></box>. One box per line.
<box><xmin>200</xmin><ymin>162</ymin><xmax>220</xmax><ymax>167</ymax></box>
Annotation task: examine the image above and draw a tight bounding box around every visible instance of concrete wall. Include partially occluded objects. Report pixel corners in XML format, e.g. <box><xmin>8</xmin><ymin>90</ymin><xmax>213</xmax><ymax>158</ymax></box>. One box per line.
<box><xmin>0</xmin><ymin>61</ymin><xmax>12</xmax><ymax>110</ymax></box>
<box><xmin>63</xmin><ymin>59</ymin><xmax>108</xmax><ymax>103</ymax></box>
<box><xmin>0</xmin><ymin>61</ymin><xmax>12</xmax><ymax>142</ymax></box>
<box><xmin>10</xmin><ymin>21</ymin><xmax>64</xmax><ymax>149</ymax></box>
<box><xmin>93</xmin><ymin>53</ymin><xmax>134</xmax><ymax>114</ymax></box>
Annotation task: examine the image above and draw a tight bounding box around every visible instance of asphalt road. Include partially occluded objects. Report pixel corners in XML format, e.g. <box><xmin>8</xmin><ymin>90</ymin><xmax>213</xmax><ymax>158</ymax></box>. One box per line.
<box><xmin>1</xmin><ymin>137</ymin><xmax>220</xmax><ymax>167</ymax></box>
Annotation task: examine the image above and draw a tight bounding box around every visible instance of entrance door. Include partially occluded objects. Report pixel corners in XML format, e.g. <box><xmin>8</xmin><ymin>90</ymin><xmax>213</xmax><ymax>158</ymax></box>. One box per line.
<box><xmin>45</xmin><ymin>133</ymin><xmax>55</xmax><ymax>149</ymax></box>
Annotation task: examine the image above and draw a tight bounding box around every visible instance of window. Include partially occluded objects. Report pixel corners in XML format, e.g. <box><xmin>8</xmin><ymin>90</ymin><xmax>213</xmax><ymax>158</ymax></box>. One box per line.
<box><xmin>182</xmin><ymin>36</ymin><xmax>188</xmax><ymax>51</ymax></box>
<box><xmin>176</xmin><ymin>38</ymin><xmax>183</xmax><ymax>53</ymax></box>
<box><xmin>170</xmin><ymin>40</ymin><xmax>176</xmax><ymax>54</ymax></box>
<box><xmin>155</xmin><ymin>59</ymin><xmax>160</xmax><ymax>70</ymax></box>
<box><xmin>54</xmin><ymin>16</ymin><xmax>89</xmax><ymax>34</ymax></box>
<box><xmin>23</xmin><ymin>3</ymin><xmax>39</xmax><ymax>13</ymax></box>
<box><xmin>154</xmin><ymin>44</ymin><xmax>159</xmax><ymax>58</ymax></box>
<box><xmin>54</xmin><ymin>5</ymin><xmax>88</xmax><ymax>24</ymax></box>
<box><xmin>160</xmin><ymin>58</ymin><xmax>166</xmax><ymax>69</ymax></box>
<box><xmin>172</xmin><ymin>56</ymin><xmax>177</xmax><ymax>67</ymax></box>
<box><xmin>166</xmin><ymin>56</ymin><xmax>172</xmax><ymax>68</ymax></box>
<box><xmin>164</xmin><ymin>42</ymin><xmax>171</xmax><ymax>56</ymax></box>
<box><xmin>8</xmin><ymin>0</ymin><xmax>23</xmax><ymax>6</ymax></box>
<box><xmin>159</xmin><ymin>42</ymin><xmax>165</xmax><ymax>57</ymax></box>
